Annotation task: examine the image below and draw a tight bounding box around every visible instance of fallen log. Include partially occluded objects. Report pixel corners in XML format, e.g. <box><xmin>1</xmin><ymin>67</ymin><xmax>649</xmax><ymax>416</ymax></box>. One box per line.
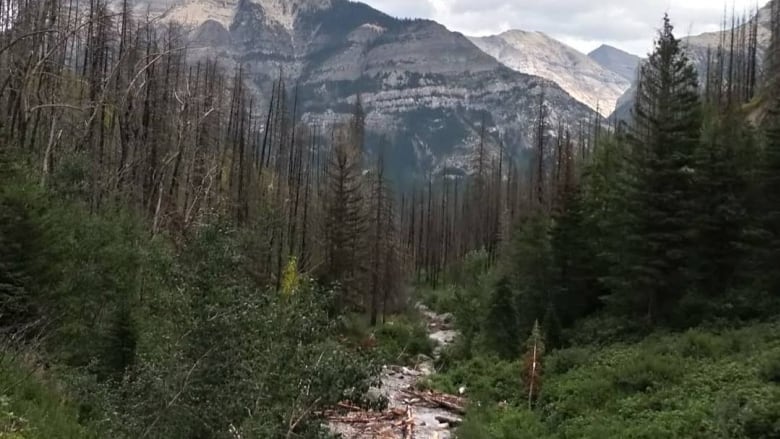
<box><xmin>402</xmin><ymin>405</ymin><xmax>415</xmax><ymax>439</ymax></box>
<box><xmin>400</xmin><ymin>389</ymin><xmax>467</xmax><ymax>415</ymax></box>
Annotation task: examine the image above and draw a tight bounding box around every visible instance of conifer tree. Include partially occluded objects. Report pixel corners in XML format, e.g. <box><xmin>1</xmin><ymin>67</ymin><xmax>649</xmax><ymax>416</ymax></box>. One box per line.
<box><xmin>690</xmin><ymin>107</ymin><xmax>750</xmax><ymax>300</ymax></box>
<box><xmin>757</xmin><ymin>1</ymin><xmax>780</xmax><ymax>296</ymax></box>
<box><xmin>625</xmin><ymin>15</ymin><xmax>702</xmax><ymax>324</ymax></box>
<box><xmin>484</xmin><ymin>277</ymin><xmax>520</xmax><ymax>359</ymax></box>
<box><xmin>321</xmin><ymin>102</ymin><xmax>367</xmax><ymax>309</ymax></box>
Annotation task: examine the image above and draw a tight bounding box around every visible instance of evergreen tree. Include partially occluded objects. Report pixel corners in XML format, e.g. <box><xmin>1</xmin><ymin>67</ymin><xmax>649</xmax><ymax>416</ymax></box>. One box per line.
<box><xmin>484</xmin><ymin>277</ymin><xmax>521</xmax><ymax>359</ymax></box>
<box><xmin>689</xmin><ymin>106</ymin><xmax>750</xmax><ymax>303</ymax></box>
<box><xmin>504</xmin><ymin>214</ymin><xmax>553</xmax><ymax>336</ymax></box>
<box><xmin>624</xmin><ymin>15</ymin><xmax>702</xmax><ymax>324</ymax></box>
<box><xmin>757</xmin><ymin>1</ymin><xmax>780</xmax><ymax>297</ymax></box>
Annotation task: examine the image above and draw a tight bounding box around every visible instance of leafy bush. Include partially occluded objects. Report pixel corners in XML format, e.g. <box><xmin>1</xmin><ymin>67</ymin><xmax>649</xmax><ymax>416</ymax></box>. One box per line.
<box><xmin>437</xmin><ymin>322</ymin><xmax>780</xmax><ymax>438</ymax></box>
<box><xmin>0</xmin><ymin>354</ymin><xmax>97</xmax><ymax>439</ymax></box>
<box><xmin>611</xmin><ymin>353</ymin><xmax>683</xmax><ymax>393</ymax></box>
<box><xmin>457</xmin><ymin>408</ymin><xmax>550</xmax><ymax>439</ymax></box>
<box><xmin>546</xmin><ymin>347</ymin><xmax>594</xmax><ymax>374</ymax></box>
<box><xmin>673</xmin><ymin>329</ymin><xmax>731</xmax><ymax>359</ymax></box>
<box><xmin>563</xmin><ymin>313</ymin><xmax>647</xmax><ymax>346</ymax></box>
<box><xmin>759</xmin><ymin>349</ymin><xmax>780</xmax><ymax>384</ymax></box>
<box><xmin>427</xmin><ymin>356</ymin><xmax>520</xmax><ymax>404</ymax></box>
<box><xmin>374</xmin><ymin>314</ymin><xmax>435</xmax><ymax>364</ymax></box>
<box><xmin>416</xmin><ymin>285</ymin><xmax>459</xmax><ymax>314</ymax></box>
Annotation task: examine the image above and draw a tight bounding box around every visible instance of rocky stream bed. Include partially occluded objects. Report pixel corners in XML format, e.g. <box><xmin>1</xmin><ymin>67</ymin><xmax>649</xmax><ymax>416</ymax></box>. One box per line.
<box><xmin>328</xmin><ymin>305</ymin><xmax>464</xmax><ymax>439</ymax></box>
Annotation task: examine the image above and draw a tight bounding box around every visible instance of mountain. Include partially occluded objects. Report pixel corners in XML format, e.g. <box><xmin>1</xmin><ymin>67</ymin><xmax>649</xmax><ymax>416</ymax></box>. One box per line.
<box><xmin>588</xmin><ymin>44</ymin><xmax>641</xmax><ymax>82</ymax></box>
<box><xmin>127</xmin><ymin>0</ymin><xmax>596</xmax><ymax>179</ymax></box>
<box><xmin>469</xmin><ymin>31</ymin><xmax>631</xmax><ymax>116</ymax></box>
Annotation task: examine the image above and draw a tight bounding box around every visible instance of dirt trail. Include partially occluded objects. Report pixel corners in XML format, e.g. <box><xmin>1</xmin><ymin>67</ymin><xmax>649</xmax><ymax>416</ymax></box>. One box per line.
<box><xmin>328</xmin><ymin>304</ymin><xmax>463</xmax><ymax>439</ymax></box>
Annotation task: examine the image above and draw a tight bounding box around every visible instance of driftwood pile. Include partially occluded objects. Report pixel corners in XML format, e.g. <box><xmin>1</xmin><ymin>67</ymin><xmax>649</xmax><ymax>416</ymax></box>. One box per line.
<box><xmin>323</xmin><ymin>390</ymin><xmax>465</xmax><ymax>438</ymax></box>
<box><xmin>399</xmin><ymin>389</ymin><xmax>466</xmax><ymax>416</ymax></box>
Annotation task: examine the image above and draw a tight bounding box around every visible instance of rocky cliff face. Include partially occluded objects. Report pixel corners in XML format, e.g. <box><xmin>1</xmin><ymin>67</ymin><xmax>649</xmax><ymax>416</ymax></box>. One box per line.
<box><xmin>129</xmin><ymin>0</ymin><xmax>596</xmax><ymax>179</ymax></box>
<box><xmin>469</xmin><ymin>31</ymin><xmax>631</xmax><ymax>116</ymax></box>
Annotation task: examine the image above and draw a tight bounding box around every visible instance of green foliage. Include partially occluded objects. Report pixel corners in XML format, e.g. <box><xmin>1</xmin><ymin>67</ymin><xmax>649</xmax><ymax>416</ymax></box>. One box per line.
<box><xmin>447</xmin><ymin>249</ymin><xmax>491</xmax><ymax>287</ymax></box>
<box><xmin>619</xmin><ymin>15</ymin><xmax>703</xmax><ymax>325</ymax></box>
<box><xmin>444</xmin><ymin>321</ymin><xmax>780</xmax><ymax>439</ymax></box>
<box><xmin>484</xmin><ymin>277</ymin><xmax>521</xmax><ymax>359</ymax></box>
<box><xmin>759</xmin><ymin>349</ymin><xmax>780</xmax><ymax>384</ymax></box>
<box><xmin>427</xmin><ymin>356</ymin><xmax>520</xmax><ymax>405</ymax></box>
<box><xmin>373</xmin><ymin>314</ymin><xmax>435</xmax><ymax>365</ymax></box>
<box><xmin>0</xmin><ymin>183</ymin><xmax>49</xmax><ymax>333</ymax></box>
<box><xmin>457</xmin><ymin>408</ymin><xmax>549</xmax><ymax>439</ymax></box>
<box><xmin>611</xmin><ymin>352</ymin><xmax>682</xmax><ymax>393</ymax></box>
<box><xmin>503</xmin><ymin>214</ymin><xmax>554</xmax><ymax>336</ymax></box>
<box><xmin>415</xmin><ymin>285</ymin><xmax>459</xmax><ymax>315</ymax></box>
<box><xmin>0</xmin><ymin>179</ymin><xmax>381</xmax><ymax>438</ymax></box>
<box><xmin>0</xmin><ymin>354</ymin><xmax>97</xmax><ymax>439</ymax></box>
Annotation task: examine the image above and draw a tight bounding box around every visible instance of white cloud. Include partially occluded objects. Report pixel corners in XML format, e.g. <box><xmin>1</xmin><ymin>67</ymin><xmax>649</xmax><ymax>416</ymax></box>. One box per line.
<box><xmin>361</xmin><ymin>0</ymin><xmax>769</xmax><ymax>55</ymax></box>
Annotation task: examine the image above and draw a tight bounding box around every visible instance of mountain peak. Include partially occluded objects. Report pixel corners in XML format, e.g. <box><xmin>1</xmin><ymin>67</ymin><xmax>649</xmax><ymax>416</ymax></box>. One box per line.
<box><xmin>469</xmin><ymin>31</ymin><xmax>631</xmax><ymax>115</ymax></box>
<box><xmin>587</xmin><ymin>45</ymin><xmax>641</xmax><ymax>82</ymax></box>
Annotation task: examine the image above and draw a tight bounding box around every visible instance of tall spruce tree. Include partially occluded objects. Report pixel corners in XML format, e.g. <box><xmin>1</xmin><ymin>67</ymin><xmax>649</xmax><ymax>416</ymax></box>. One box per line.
<box><xmin>485</xmin><ymin>276</ymin><xmax>521</xmax><ymax>359</ymax></box>
<box><xmin>757</xmin><ymin>0</ymin><xmax>780</xmax><ymax>297</ymax></box>
<box><xmin>625</xmin><ymin>15</ymin><xmax>702</xmax><ymax>324</ymax></box>
<box><xmin>690</xmin><ymin>106</ymin><xmax>750</xmax><ymax>303</ymax></box>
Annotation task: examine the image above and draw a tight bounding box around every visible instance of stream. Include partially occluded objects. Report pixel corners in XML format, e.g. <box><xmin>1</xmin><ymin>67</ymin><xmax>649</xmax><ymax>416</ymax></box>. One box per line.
<box><xmin>329</xmin><ymin>304</ymin><xmax>463</xmax><ymax>439</ymax></box>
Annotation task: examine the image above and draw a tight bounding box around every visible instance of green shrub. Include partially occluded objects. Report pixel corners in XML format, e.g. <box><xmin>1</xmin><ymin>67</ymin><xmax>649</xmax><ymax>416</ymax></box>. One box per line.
<box><xmin>612</xmin><ymin>353</ymin><xmax>683</xmax><ymax>393</ymax></box>
<box><xmin>546</xmin><ymin>347</ymin><xmax>593</xmax><ymax>375</ymax></box>
<box><xmin>374</xmin><ymin>315</ymin><xmax>435</xmax><ymax>364</ymax></box>
<box><xmin>416</xmin><ymin>286</ymin><xmax>459</xmax><ymax>314</ymax></box>
<box><xmin>759</xmin><ymin>350</ymin><xmax>780</xmax><ymax>384</ymax></box>
<box><xmin>564</xmin><ymin>314</ymin><xmax>647</xmax><ymax>346</ymax></box>
<box><xmin>677</xmin><ymin>329</ymin><xmax>731</xmax><ymax>358</ymax></box>
<box><xmin>428</xmin><ymin>356</ymin><xmax>520</xmax><ymax>404</ymax></box>
<box><xmin>0</xmin><ymin>354</ymin><xmax>98</xmax><ymax>439</ymax></box>
<box><xmin>458</xmin><ymin>408</ymin><xmax>550</xmax><ymax>439</ymax></box>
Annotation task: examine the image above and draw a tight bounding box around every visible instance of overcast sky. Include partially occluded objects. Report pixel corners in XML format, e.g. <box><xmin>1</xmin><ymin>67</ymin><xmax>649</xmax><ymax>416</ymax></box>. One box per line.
<box><xmin>360</xmin><ymin>0</ymin><xmax>768</xmax><ymax>56</ymax></box>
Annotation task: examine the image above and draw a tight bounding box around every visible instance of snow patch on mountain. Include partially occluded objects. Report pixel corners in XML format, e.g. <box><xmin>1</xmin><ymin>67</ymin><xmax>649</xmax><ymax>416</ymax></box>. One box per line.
<box><xmin>469</xmin><ymin>30</ymin><xmax>631</xmax><ymax>116</ymax></box>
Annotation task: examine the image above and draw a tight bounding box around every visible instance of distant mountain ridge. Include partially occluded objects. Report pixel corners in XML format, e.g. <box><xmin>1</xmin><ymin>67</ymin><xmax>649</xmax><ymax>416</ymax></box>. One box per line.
<box><xmin>469</xmin><ymin>31</ymin><xmax>632</xmax><ymax>116</ymax></box>
<box><xmin>126</xmin><ymin>0</ymin><xmax>597</xmax><ymax>179</ymax></box>
<box><xmin>587</xmin><ymin>45</ymin><xmax>641</xmax><ymax>82</ymax></box>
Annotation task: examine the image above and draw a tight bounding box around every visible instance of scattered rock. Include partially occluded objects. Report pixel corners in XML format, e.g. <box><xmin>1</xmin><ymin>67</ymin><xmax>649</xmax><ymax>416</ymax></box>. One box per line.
<box><xmin>435</xmin><ymin>415</ymin><xmax>462</xmax><ymax>427</ymax></box>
